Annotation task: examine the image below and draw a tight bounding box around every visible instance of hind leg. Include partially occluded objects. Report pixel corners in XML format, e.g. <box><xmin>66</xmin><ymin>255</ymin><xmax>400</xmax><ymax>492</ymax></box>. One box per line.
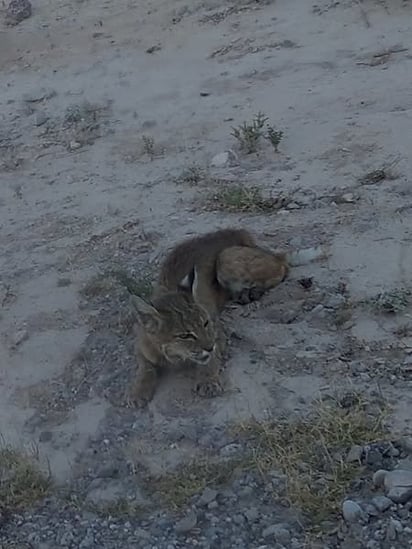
<box><xmin>216</xmin><ymin>246</ymin><xmax>288</xmax><ymax>304</ymax></box>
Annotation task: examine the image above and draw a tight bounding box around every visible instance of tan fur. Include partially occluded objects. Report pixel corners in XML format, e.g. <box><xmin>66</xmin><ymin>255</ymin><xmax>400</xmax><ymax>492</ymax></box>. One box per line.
<box><xmin>153</xmin><ymin>228</ymin><xmax>256</xmax><ymax>316</ymax></box>
<box><xmin>129</xmin><ymin>291</ymin><xmax>224</xmax><ymax>407</ymax></box>
<box><xmin>130</xmin><ymin>228</ymin><xmax>326</xmax><ymax>406</ymax></box>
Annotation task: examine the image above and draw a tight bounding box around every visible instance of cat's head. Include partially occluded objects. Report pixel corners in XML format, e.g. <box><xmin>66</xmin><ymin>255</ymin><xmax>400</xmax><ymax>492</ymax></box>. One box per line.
<box><xmin>131</xmin><ymin>289</ymin><xmax>216</xmax><ymax>366</ymax></box>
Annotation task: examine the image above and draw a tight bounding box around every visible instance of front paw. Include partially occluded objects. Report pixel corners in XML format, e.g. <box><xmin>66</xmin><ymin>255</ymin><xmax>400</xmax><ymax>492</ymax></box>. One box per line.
<box><xmin>126</xmin><ymin>392</ymin><xmax>150</xmax><ymax>409</ymax></box>
<box><xmin>195</xmin><ymin>378</ymin><xmax>223</xmax><ymax>398</ymax></box>
<box><xmin>126</xmin><ymin>384</ymin><xmax>154</xmax><ymax>409</ymax></box>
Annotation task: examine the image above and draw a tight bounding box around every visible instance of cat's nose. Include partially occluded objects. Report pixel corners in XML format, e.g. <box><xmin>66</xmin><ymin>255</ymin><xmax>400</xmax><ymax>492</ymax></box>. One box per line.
<box><xmin>204</xmin><ymin>346</ymin><xmax>214</xmax><ymax>353</ymax></box>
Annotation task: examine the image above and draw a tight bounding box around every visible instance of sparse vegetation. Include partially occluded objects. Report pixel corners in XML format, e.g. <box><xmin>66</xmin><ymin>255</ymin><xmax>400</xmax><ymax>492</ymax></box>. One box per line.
<box><xmin>81</xmin><ymin>270</ymin><xmax>153</xmax><ymax>300</ymax></box>
<box><xmin>238</xmin><ymin>396</ymin><xmax>388</xmax><ymax>524</ymax></box>
<box><xmin>208</xmin><ymin>184</ymin><xmax>290</xmax><ymax>212</ymax></box>
<box><xmin>64</xmin><ymin>101</ymin><xmax>102</xmax><ymax>126</ymax></box>
<box><xmin>363</xmin><ymin>288</ymin><xmax>411</xmax><ymax>314</ymax></box>
<box><xmin>94</xmin><ymin>497</ymin><xmax>147</xmax><ymax>518</ymax></box>
<box><xmin>81</xmin><ymin>273</ymin><xmax>115</xmax><ymax>298</ymax></box>
<box><xmin>265</xmin><ymin>125</ymin><xmax>283</xmax><ymax>152</ymax></box>
<box><xmin>152</xmin><ymin>459</ymin><xmax>241</xmax><ymax>509</ymax></box>
<box><xmin>61</xmin><ymin>100</ymin><xmax>110</xmax><ymax>148</ymax></box>
<box><xmin>0</xmin><ymin>447</ymin><xmax>50</xmax><ymax>511</ymax></box>
<box><xmin>142</xmin><ymin>135</ymin><xmax>156</xmax><ymax>160</ymax></box>
<box><xmin>231</xmin><ymin>113</ymin><xmax>284</xmax><ymax>154</ymax></box>
<box><xmin>175</xmin><ymin>164</ymin><xmax>207</xmax><ymax>186</ymax></box>
<box><xmin>231</xmin><ymin>112</ymin><xmax>268</xmax><ymax>153</ymax></box>
<box><xmin>111</xmin><ymin>269</ymin><xmax>153</xmax><ymax>299</ymax></box>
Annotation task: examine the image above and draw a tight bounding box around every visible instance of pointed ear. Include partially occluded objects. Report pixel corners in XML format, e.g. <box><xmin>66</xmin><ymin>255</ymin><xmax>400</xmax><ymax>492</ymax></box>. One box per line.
<box><xmin>130</xmin><ymin>295</ymin><xmax>161</xmax><ymax>332</ymax></box>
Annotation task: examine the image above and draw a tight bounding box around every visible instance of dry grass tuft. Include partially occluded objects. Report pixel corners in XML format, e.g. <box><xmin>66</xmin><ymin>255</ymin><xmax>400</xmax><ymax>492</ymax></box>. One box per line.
<box><xmin>238</xmin><ymin>396</ymin><xmax>388</xmax><ymax>523</ymax></box>
<box><xmin>0</xmin><ymin>446</ymin><xmax>50</xmax><ymax>512</ymax></box>
<box><xmin>151</xmin><ymin>459</ymin><xmax>241</xmax><ymax>509</ymax></box>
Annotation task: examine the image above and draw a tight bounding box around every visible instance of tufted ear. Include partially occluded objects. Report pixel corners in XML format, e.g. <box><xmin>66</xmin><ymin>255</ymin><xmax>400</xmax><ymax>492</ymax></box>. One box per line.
<box><xmin>130</xmin><ymin>295</ymin><xmax>161</xmax><ymax>333</ymax></box>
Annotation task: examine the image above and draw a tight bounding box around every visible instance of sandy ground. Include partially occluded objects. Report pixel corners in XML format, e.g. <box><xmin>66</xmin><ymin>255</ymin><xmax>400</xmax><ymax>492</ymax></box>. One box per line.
<box><xmin>1</xmin><ymin>0</ymin><xmax>412</xmax><ymax>503</ymax></box>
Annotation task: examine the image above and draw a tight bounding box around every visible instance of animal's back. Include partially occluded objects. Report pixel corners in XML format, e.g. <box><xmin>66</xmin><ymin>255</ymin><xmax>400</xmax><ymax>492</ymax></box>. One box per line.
<box><xmin>155</xmin><ymin>228</ymin><xmax>255</xmax><ymax>294</ymax></box>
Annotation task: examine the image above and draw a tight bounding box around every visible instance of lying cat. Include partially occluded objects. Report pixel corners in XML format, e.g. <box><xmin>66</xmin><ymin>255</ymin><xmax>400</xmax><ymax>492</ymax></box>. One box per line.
<box><xmin>129</xmin><ymin>228</ymin><xmax>327</xmax><ymax>407</ymax></box>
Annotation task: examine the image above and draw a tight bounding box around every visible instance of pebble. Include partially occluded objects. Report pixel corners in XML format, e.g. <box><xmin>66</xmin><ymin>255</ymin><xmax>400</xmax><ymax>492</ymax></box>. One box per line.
<box><xmin>387</xmin><ymin>486</ymin><xmax>412</xmax><ymax>504</ymax></box>
<box><xmin>286</xmin><ymin>202</ymin><xmax>301</xmax><ymax>210</ymax></box>
<box><xmin>342</xmin><ymin>500</ymin><xmax>363</xmax><ymax>522</ymax></box>
<box><xmin>373</xmin><ymin>469</ymin><xmax>387</xmax><ymax>487</ymax></box>
<box><xmin>219</xmin><ymin>443</ymin><xmax>242</xmax><ymax>457</ymax></box>
<box><xmin>383</xmin><ymin>469</ymin><xmax>412</xmax><ymax>497</ymax></box>
<box><xmin>386</xmin><ymin>517</ymin><xmax>403</xmax><ymax>540</ymax></box>
<box><xmin>175</xmin><ymin>511</ymin><xmax>197</xmax><ymax>534</ymax></box>
<box><xmin>69</xmin><ymin>140</ymin><xmax>82</xmax><ymax>150</ymax></box>
<box><xmin>198</xmin><ymin>487</ymin><xmax>218</xmax><ymax>506</ymax></box>
<box><xmin>262</xmin><ymin>524</ymin><xmax>291</xmax><ymax>544</ymax></box>
<box><xmin>372</xmin><ymin>495</ymin><xmax>393</xmax><ymax>512</ymax></box>
<box><xmin>244</xmin><ymin>507</ymin><xmax>259</xmax><ymax>522</ymax></box>
<box><xmin>340</xmin><ymin>192</ymin><xmax>356</xmax><ymax>203</ymax></box>
<box><xmin>326</xmin><ymin>293</ymin><xmax>347</xmax><ymax>308</ymax></box>
<box><xmin>10</xmin><ymin>328</ymin><xmax>29</xmax><ymax>348</ymax></box>
<box><xmin>210</xmin><ymin>150</ymin><xmax>237</xmax><ymax>168</ymax></box>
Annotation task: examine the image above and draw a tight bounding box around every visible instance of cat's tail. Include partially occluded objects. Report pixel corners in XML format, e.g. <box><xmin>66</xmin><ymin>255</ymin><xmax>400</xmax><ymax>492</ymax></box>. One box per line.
<box><xmin>286</xmin><ymin>245</ymin><xmax>329</xmax><ymax>267</ymax></box>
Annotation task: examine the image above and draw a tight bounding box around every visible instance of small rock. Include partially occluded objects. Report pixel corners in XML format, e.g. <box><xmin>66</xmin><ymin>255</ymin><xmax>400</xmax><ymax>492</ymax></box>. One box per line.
<box><xmin>372</xmin><ymin>469</ymin><xmax>387</xmax><ymax>487</ymax></box>
<box><xmin>10</xmin><ymin>328</ymin><xmax>29</xmax><ymax>348</ymax></box>
<box><xmin>384</xmin><ymin>469</ymin><xmax>412</xmax><ymax>490</ymax></box>
<box><xmin>371</xmin><ymin>495</ymin><xmax>392</xmax><ymax>512</ymax></box>
<box><xmin>210</xmin><ymin>150</ymin><xmax>237</xmax><ymax>168</ymax></box>
<box><xmin>244</xmin><ymin>507</ymin><xmax>259</xmax><ymax>522</ymax></box>
<box><xmin>326</xmin><ymin>294</ymin><xmax>347</xmax><ymax>308</ymax></box>
<box><xmin>387</xmin><ymin>485</ymin><xmax>412</xmax><ymax>504</ymax></box>
<box><xmin>146</xmin><ymin>44</ymin><xmax>161</xmax><ymax>54</ymax></box>
<box><xmin>342</xmin><ymin>500</ymin><xmax>363</xmax><ymax>522</ymax></box>
<box><xmin>262</xmin><ymin>524</ymin><xmax>290</xmax><ymax>544</ymax></box>
<box><xmin>69</xmin><ymin>140</ymin><xmax>82</xmax><ymax>150</ymax></box>
<box><xmin>286</xmin><ymin>202</ymin><xmax>301</xmax><ymax>210</ymax></box>
<box><xmin>198</xmin><ymin>487</ymin><xmax>217</xmax><ymax>506</ymax></box>
<box><xmin>363</xmin><ymin>503</ymin><xmax>379</xmax><ymax>517</ymax></box>
<box><xmin>399</xmin><ymin>436</ymin><xmax>412</xmax><ymax>454</ymax></box>
<box><xmin>5</xmin><ymin>0</ymin><xmax>32</xmax><ymax>26</ymax></box>
<box><xmin>220</xmin><ymin>443</ymin><xmax>242</xmax><ymax>457</ymax></box>
<box><xmin>338</xmin><ymin>192</ymin><xmax>356</xmax><ymax>203</ymax></box>
<box><xmin>386</xmin><ymin>517</ymin><xmax>403</xmax><ymax>540</ymax></box>
<box><xmin>346</xmin><ymin>445</ymin><xmax>363</xmax><ymax>463</ymax></box>
<box><xmin>35</xmin><ymin>112</ymin><xmax>49</xmax><ymax>126</ymax></box>
<box><xmin>307</xmin><ymin>303</ymin><xmax>325</xmax><ymax>317</ymax></box>
<box><xmin>175</xmin><ymin>511</ymin><xmax>197</xmax><ymax>534</ymax></box>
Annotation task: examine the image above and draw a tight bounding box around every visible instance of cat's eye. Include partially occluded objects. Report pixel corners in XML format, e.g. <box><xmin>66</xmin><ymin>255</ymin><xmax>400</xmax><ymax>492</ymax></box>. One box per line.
<box><xmin>204</xmin><ymin>320</ymin><xmax>209</xmax><ymax>328</ymax></box>
<box><xmin>178</xmin><ymin>332</ymin><xmax>197</xmax><ymax>340</ymax></box>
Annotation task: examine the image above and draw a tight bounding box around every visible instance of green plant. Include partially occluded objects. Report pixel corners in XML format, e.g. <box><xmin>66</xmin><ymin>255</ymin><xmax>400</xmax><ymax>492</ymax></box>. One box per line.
<box><xmin>265</xmin><ymin>125</ymin><xmax>283</xmax><ymax>152</ymax></box>
<box><xmin>175</xmin><ymin>164</ymin><xmax>207</xmax><ymax>186</ymax></box>
<box><xmin>142</xmin><ymin>135</ymin><xmax>155</xmax><ymax>159</ymax></box>
<box><xmin>208</xmin><ymin>184</ymin><xmax>289</xmax><ymax>212</ymax></box>
<box><xmin>231</xmin><ymin>112</ymin><xmax>268</xmax><ymax>153</ymax></box>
